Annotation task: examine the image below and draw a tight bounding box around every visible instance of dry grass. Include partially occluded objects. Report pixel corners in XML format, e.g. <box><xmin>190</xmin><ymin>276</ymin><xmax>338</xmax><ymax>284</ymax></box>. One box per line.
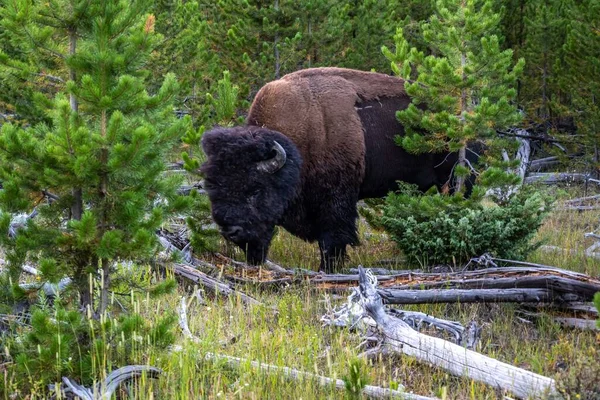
<box><xmin>5</xmin><ymin>192</ymin><xmax>600</xmax><ymax>399</ymax></box>
<box><xmin>151</xmin><ymin>195</ymin><xmax>599</xmax><ymax>399</ymax></box>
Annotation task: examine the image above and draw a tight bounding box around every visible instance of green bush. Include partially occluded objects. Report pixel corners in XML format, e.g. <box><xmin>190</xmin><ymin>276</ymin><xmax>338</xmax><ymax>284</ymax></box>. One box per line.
<box><xmin>379</xmin><ymin>184</ymin><xmax>553</xmax><ymax>267</ymax></box>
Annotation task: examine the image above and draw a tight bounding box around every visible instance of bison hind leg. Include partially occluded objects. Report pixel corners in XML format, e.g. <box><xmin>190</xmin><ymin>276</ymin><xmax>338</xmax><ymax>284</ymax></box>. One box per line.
<box><xmin>318</xmin><ymin>228</ymin><xmax>359</xmax><ymax>273</ymax></box>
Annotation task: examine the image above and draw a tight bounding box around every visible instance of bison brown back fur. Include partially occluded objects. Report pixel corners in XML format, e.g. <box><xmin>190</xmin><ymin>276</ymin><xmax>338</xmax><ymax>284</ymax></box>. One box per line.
<box><xmin>201</xmin><ymin>67</ymin><xmax>468</xmax><ymax>272</ymax></box>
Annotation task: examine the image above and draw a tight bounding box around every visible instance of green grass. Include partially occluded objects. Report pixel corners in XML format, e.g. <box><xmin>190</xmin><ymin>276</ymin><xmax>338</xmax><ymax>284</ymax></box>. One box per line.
<box><xmin>4</xmin><ymin>198</ymin><xmax>600</xmax><ymax>399</ymax></box>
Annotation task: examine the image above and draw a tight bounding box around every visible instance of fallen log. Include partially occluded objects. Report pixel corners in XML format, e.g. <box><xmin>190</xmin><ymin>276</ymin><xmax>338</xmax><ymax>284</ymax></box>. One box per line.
<box><xmin>213</xmin><ymin>257</ymin><xmax>600</xmax><ymax>307</ymax></box>
<box><xmin>529</xmin><ymin>156</ymin><xmax>560</xmax><ymax>171</ymax></box>
<box><xmin>350</xmin><ymin>268</ymin><xmax>558</xmax><ymax>399</ymax></box>
<box><xmin>309</xmin><ymin>266</ymin><xmax>600</xmax><ymax>302</ymax></box>
<box><xmin>50</xmin><ymin>365</ymin><xmax>161</xmax><ymax>400</ymax></box>
<box><xmin>564</xmin><ymin>194</ymin><xmax>600</xmax><ymax>204</ymax></box>
<box><xmin>378</xmin><ymin>288</ymin><xmax>554</xmax><ymax>304</ymax></box>
<box><xmin>157</xmin><ymin>232</ymin><xmax>263</xmax><ymax>306</ymax></box>
<box><xmin>524</xmin><ymin>172</ymin><xmax>590</xmax><ymax>184</ymax></box>
<box><xmin>170</xmin><ymin>262</ymin><xmax>262</xmax><ymax>307</ymax></box>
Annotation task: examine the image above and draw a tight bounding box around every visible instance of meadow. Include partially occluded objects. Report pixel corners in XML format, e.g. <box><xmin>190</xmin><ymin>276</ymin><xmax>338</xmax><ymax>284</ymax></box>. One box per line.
<box><xmin>11</xmin><ymin>196</ymin><xmax>596</xmax><ymax>400</ymax></box>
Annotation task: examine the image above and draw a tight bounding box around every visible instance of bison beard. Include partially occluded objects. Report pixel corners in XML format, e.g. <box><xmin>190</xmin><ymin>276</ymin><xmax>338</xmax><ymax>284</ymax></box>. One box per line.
<box><xmin>200</xmin><ymin>67</ymin><xmax>477</xmax><ymax>273</ymax></box>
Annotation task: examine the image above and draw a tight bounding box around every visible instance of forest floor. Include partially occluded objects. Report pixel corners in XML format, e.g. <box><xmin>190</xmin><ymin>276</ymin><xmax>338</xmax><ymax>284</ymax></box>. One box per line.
<box><xmin>117</xmin><ymin>192</ymin><xmax>600</xmax><ymax>400</ymax></box>
<box><xmin>12</xmin><ymin>191</ymin><xmax>600</xmax><ymax>399</ymax></box>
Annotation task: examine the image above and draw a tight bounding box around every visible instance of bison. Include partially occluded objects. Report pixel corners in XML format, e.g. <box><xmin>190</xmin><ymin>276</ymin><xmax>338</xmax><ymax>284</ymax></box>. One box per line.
<box><xmin>201</xmin><ymin>67</ymin><xmax>472</xmax><ymax>272</ymax></box>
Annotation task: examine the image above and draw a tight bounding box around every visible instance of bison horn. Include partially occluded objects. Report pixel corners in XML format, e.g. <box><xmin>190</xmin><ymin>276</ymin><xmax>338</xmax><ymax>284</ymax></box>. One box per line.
<box><xmin>257</xmin><ymin>141</ymin><xmax>287</xmax><ymax>173</ymax></box>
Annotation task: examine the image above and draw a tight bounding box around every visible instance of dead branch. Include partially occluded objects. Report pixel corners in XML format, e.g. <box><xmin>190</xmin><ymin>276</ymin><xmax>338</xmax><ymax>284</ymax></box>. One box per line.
<box><xmin>321</xmin><ymin>285</ymin><xmax>481</xmax><ymax>349</ymax></box>
<box><xmin>524</xmin><ymin>172</ymin><xmax>590</xmax><ymax>184</ymax></box>
<box><xmin>378</xmin><ymin>288</ymin><xmax>555</xmax><ymax>304</ymax></box>
<box><xmin>157</xmin><ymin>233</ymin><xmax>263</xmax><ymax>307</ymax></box>
<box><xmin>540</xmin><ymin>245</ymin><xmax>600</xmax><ymax>260</ymax></box>
<box><xmin>558</xmin><ymin>205</ymin><xmax>600</xmax><ymax>211</ymax></box>
<box><xmin>177</xmin><ymin>181</ymin><xmax>206</xmax><ymax>195</ymax></box>
<box><xmin>552</xmin><ymin>317</ymin><xmax>598</xmax><ymax>330</ymax></box>
<box><xmin>529</xmin><ymin>156</ymin><xmax>560</xmax><ymax>171</ymax></box>
<box><xmin>51</xmin><ymin>365</ymin><xmax>161</xmax><ymax>400</ymax></box>
<box><xmin>307</xmin><ymin>265</ymin><xmax>600</xmax><ymax>302</ymax></box>
<box><xmin>171</xmin><ymin>262</ymin><xmax>262</xmax><ymax>307</ymax></box>
<box><xmin>353</xmin><ymin>268</ymin><xmax>558</xmax><ymax>399</ymax></box>
<box><xmin>564</xmin><ymin>194</ymin><xmax>600</xmax><ymax>204</ymax></box>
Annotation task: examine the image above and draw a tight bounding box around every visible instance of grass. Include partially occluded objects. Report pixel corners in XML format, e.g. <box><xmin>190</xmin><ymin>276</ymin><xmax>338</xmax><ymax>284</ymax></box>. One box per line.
<box><xmin>3</xmin><ymin>195</ymin><xmax>600</xmax><ymax>399</ymax></box>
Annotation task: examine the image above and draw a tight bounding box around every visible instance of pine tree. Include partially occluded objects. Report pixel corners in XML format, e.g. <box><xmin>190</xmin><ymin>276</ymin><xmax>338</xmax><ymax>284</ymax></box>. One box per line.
<box><xmin>0</xmin><ymin>0</ymin><xmax>189</xmax><ymax>316</ymax></box>
<box><xmin>383</xmin><ymin>0</ymin><xmax>525</xmax><ymax>193</ymax></box>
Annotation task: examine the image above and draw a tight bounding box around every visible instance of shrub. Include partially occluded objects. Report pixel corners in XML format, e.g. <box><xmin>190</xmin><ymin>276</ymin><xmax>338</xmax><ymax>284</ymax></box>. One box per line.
<box><xmin>379</xmin><ymin>184</ymin><xmax>553</xmax><ymax>266</ymax></box>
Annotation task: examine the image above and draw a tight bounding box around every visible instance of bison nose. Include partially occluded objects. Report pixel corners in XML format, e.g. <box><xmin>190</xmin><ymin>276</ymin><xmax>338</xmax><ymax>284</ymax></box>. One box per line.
<box><xmin>222</xmin><ymin>225</ymin><xmax>243</xmax><ymax>241</ymax></box>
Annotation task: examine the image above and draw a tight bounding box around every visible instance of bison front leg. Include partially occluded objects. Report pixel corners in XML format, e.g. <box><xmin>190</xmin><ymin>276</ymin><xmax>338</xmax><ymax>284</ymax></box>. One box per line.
<box><xmin>318</xmin><ymin>236</ymin><xmax>348</xmax><ymax>273</ymax></box>
<box><xmin>317</xmin><ymin>224</ymin><xmax>358</xmax><ymax>273</ymax></box>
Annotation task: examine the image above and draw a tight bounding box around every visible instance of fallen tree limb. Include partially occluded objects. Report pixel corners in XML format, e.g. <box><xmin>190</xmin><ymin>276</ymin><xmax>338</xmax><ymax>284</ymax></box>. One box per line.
<box><xmin>353</xmin><ymin>268</ymin><xmax>558</xmax><ymax>399</ymax></box>
<box><xmin>529</xmin><ymin>156</ymin><xmax>560</xmax><ymax>171</ymax></box>
<box><xmin>321</xmin><ymin>286</ymin><xmax>481</xmax><ymax>349</ymax></box>
<box><xmin>176</xmin><ymin>296</ymin><xmax>437</xmax><ymax>400</ymax></box>
<box><xmin>50</xmin><ymin>365</ymin><xmax>162</xmax><ymax>400</ymax></box>
<box><xmin>564</xmin><ymin>194</ymin><xmax>600</xmax><ymax>204</ymax></box>
<box><xmin>378</xmin><ymin>288</ymin><xmax>554</xmax><ymax>304</ymax></box>
<box><xmin>157</xmin><ymin>233</ymin><xmax>263</xmax><ymax>307</ymax></box>
<box><xmin>308</xmin><ymin>265</ymin><xmax>600</xmax><ymax>302</ymax></box>
<box><xmin>540</xmin><ymin>245</ymin><xmax>600</xmax><ymax>260</ymax></box>
<box><xmin>524</xmin><ymin>172</ymin><xmax>590</xmax><ymax>184</ymax></box>
<box><xmin>203</xmin><ymin>351</ymin><xmax>438</xmax><ymax>400</ymax></box>
<box><xmin>171</xmin><ymin>262</ymin><xmax>262</xmax><ymax>307</ymax></box>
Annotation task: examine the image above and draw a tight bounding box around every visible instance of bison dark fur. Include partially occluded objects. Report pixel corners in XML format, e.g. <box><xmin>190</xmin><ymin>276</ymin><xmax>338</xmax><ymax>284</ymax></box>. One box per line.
<box><xmin>201</xmin><ymin>67</ymin><xmax>476</xmax><ymax>272</ymax></box>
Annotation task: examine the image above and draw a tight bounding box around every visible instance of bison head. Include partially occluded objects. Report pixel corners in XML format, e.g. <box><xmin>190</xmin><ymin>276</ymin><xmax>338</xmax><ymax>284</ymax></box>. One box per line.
<box><xmin>200</xmin><ymin>126</ymin><xmax>302</xmax><ymax>265</ymax></box>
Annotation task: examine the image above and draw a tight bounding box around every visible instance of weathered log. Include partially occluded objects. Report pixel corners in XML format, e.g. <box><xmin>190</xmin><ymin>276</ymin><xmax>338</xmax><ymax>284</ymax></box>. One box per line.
<box><xmin>176</xmin><ymin>296</ymin><xmax>437</xmax><ymax>400</ymax></box>
<box><xmin>378</xmin><ymin>288</ymin><xmax>554</xmax><ymax>304</ymax></box>
<box><xmin>564</xmin><ymin>194</ymin><xmax>600</xmax><ymax>204</ymax></box>
<box><xmin>558</xmin><ymin>205</ymin><xmax>600</xmax><ymax>211</ymax></box>
<box><xmin>177</xmin><ymin>181</ymin><xmax>206</xmax><ymax>195</ymax></box>
<box><xmin>529</xmin><ymin>156</ymin><xmax>560</xmax><ymax>171</ymax></box>
<box><xmin>321</xmin><ymin>284</ymin><xmax>480</xmax><ymax>348</ymax></box>
<box><xmin>524</xmin><ymin>172</ymin><xmax>590</xmax><ymax>184</ymax></box>
<box><xmin>157</xmin><ymin>232</ymin><xmax>263</xmax><ymax>306</ymax></box>
<box><xmin>51</xmin><ymin>365</ymin><xmax>161</xmax><ymax>400</ymax></box>
<box><xmin>309</xmin><ymin>265</ymin><xmax>600</xmax><ymax>302</ymax></box>
<box><xmin>552</xmin><ymin>317</ymin><xmax>598</xmax><ymax>330</ymax></box>
<box><xmin>171</xmin><ymin>262</ymin><xmax>262</xmax><ymax>306</ymax></box>
<box><xmin>540</xmin><ymin>244</ymin><xmax>600</xmax><ymax>260</ymax></box>
<box><xmin>355</xmin><ymin>268</ymin><xmax>558</xmax><ymax>399</ymax></box>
